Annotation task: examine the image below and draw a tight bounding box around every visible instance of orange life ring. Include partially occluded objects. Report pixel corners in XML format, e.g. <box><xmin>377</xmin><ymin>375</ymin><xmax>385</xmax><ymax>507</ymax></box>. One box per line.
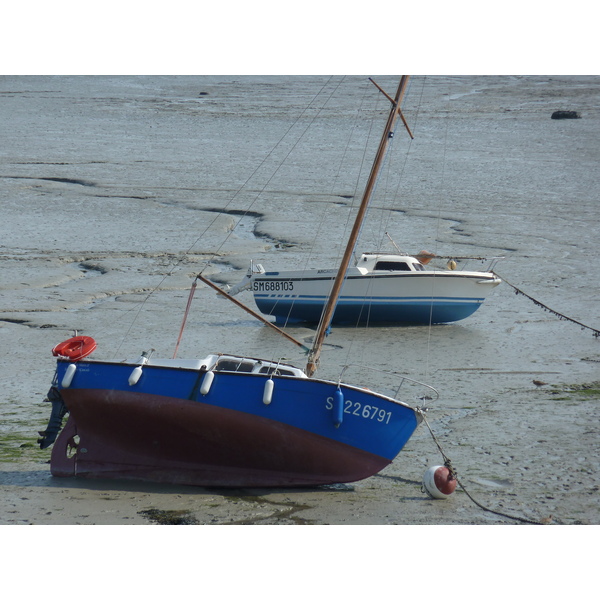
<box><xmin>52</xmin><ymin>336</ymin><xmax>97</xmax><ymax>361</ymax></box>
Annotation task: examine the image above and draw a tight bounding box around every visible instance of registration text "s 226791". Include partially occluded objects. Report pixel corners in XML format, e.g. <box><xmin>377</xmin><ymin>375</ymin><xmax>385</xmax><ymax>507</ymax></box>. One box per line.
<box><xmin>325</xmin><ymin>397</ymin><xmax>392</xmax><ymax>424</ymax></box>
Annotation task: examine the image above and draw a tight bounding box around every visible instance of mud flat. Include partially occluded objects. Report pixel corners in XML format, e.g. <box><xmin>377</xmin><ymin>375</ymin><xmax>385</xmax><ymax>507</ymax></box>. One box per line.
<box><xmin>1</xmin><ymin>75</ymin><xmax>598</xmax><ymax>560</ymax></box>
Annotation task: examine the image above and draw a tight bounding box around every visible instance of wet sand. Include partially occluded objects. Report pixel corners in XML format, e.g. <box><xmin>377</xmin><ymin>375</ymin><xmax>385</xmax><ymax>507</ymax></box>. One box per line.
<box><xmin>1</xmin><ymin>76</ymin><xmax>599</xmax><ymax>533</ymax></box>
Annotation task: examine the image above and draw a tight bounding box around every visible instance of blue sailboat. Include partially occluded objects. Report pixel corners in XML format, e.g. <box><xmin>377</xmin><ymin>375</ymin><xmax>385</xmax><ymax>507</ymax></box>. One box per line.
<box><xmin>38</xmin><ymin>76</ymin><xmax>436</xmax><ymax>487</ymax></box>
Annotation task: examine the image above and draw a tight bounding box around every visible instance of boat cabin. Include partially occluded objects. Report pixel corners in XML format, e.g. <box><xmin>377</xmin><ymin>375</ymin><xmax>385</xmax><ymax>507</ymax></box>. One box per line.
<box><xmin>357</xmin><ymin>253</ymin><xmax>426</xmax><ymax>273</ymax></box>
<box><xmin>209</xmin><ymin>354</ymin><xmax>306</xmax><ymax>378</ymax></box>
<box><xmin>141</xmin><ymin>354</ymin><xmax>306</xmax><ymax>378</ymax></box>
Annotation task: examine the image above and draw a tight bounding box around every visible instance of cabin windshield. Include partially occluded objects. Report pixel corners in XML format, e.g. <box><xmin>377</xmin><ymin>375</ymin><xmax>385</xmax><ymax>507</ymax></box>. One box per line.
<box><xmin>215</xmin><ymin>359</ymin><xmax>255</xmax><ymax>372</ymax></box>
<box><xmin>374</xmin><ymin>260</ymin><xmax>412</xmax><ymax>271</ymax></box>
<box><xmin>211</xmin><ymin>356</ymin><xmax>304</xmax><ymax>378</ymax></box>
<box><xmin>258</xmin><ymin>366</ymin><xmax>296</xmax><ymax>377</ymax></box>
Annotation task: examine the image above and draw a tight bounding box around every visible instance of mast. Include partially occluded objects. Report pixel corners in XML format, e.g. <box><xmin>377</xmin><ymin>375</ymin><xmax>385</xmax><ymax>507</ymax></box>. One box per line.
<box><xmin>306</xmin><ymin>76</ymin><xmax>411</xmax><ymax>377</ymax></box>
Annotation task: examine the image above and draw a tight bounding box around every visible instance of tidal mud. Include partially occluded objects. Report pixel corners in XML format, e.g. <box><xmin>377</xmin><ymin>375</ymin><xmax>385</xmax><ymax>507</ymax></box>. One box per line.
<box><xmin>1</xmin><ymin>76</ymin><xmax>599</xmax><ymax>528</ymax></box>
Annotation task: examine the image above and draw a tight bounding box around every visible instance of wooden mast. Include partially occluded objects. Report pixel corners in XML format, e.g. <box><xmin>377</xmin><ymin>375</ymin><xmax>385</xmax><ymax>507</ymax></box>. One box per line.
<box><xmin>306</xmin><ymin>76</ymin><xmax>411</xmax><ymax>377</ymax></box>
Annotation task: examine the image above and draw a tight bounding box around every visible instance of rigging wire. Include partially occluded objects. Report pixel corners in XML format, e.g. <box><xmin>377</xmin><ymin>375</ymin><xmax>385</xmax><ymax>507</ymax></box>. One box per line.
<box><xmin>198</xmin><ymin>76</ymin><xmax>341</xmax><ymax>270</ymax></box>
<box><xmin>324</xmin><ymin>81</ymin><xmax>390</xmax><ymax>369</ymax></box>
<box><xmin>340</xmin><ymin>77</ymin><xmax>422</xmax><ymax>370</ymax></box>
<box><xmin>422</xmin><ymin>75</ymin><xmax>453</xmax><ymax>383</ymax></box>
<box><xmin>310</xmin><ymin>78</ymin><xmax>390</xmax><ymax>353</ymax></box>
<box><xmin>112</xmin><ymin>76</ymin><xmax>340</xmax><ymax>357</ymax></box>
<box><xmin>343</xmin><ymin>90</ymin><xmax>393</xmax><ymax>368</ymax></box>
<box><xmin>356</xmin><ymin>77</ymin><xmax>422</xmax><ymax>334</ymax></box>
<box><xmin>271</xmin><ymin>76</ymin><xmax>372</xmax><ymax>329</ymax></box>
<box><xmin>302</xmin><ymin>77</ymin><xmax>374</xmax><ymax>271</ymax></box>
<box><xmin>194</xmin><ymin>77</ymin><xmax>350</xmax><ymax>363</ymax></box>
<box><xmin>355</xmin><ymin>78</ymin><xmax>424</xmax><ymax>347</ymax></box>
<box><xmin>377</xmin><ymin>76</ymin><xmax>425</xmax><ymax>247</ymax></box>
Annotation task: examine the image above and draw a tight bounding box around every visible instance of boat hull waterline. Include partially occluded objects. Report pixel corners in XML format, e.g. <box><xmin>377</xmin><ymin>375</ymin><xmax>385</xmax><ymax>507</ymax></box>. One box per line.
<box><xmin>48</xmin><ymin>357</ymin><xmax>421</xmax><ymax>487</ymax></box>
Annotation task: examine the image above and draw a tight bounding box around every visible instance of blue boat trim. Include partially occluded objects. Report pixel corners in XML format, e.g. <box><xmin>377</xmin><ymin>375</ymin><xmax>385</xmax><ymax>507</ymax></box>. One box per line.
<box><xmin>255</xmin><ymin>294</ymin><xmax>485</xmax><ymax>303</ymax></box>
<box><xmin>254</xmin><ymin>294</ymin><xmax>486</xmax><ymax>324</ymax></box>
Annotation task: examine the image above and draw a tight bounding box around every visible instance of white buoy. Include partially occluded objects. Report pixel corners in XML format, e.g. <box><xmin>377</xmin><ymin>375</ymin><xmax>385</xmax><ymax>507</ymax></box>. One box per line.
<box><xmin>128</xmin><ymin>365</ymin><xmax>144</xmax><ymax>386</ymax></box>
<box><xmin>263</xmin><ymin>378</ymin><xmax>274</xmax><ymax>405</ymax></box>
<box><xmin>200</xmin><ymin>371</ymin><xmax>215</xmax><ymax>395</ymax></box>
<box><xmin>423</xmin><ymin>465</ymin><xmax>457</xmax><ymax>499</ymax></box>
<box><xmin>61</xmin><ymin>363</ymin><xmax>77</xmax><ymax>388</ymax></box>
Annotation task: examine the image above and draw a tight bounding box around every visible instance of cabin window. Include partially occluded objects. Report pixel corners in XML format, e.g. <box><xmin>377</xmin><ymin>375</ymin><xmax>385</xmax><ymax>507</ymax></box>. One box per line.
<box><xmin>215</xmin><ymin>359</ymin><xmax>255</xmax><ymax>372</ymax></box>
<box><xmin>374</xmin><ymin>261</ymin><xmax>412</xmax><ymax>271</ymax></box>
<box><xmin>258</xmin><ymin>366</ymin><xmax>295</xmax><ymax>376</ymax></box>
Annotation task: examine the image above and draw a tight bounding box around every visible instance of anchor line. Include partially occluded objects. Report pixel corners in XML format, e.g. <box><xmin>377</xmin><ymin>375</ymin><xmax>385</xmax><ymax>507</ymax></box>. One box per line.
<box><xmin>493</xmin><ymin>271</ymin><xmax>600</xmax><ymax>338</ymax></box>
<box><xmin>417</xmin><ymin>409</ymin><xmax>549</xmax><ymax>525</ymax></box>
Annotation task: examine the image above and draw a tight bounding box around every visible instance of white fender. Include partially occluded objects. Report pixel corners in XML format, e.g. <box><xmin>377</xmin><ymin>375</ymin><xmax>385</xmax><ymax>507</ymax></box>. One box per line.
<box><xmin>128</xmin><ymin>365</ymin><xmax>144</xmax><ymax>386</ymax></box>
<box><xmin>200</xmin><ymin>371</ymin><xmax>215</xmax><ymax>395</ymax></box>
<box><xmin>263</xmin><ymin>378</ymin><xmax>274</xmax><ymax>405</ymax></box>
<box><xmin>61</xmin><ymin>363</ymin><xmax>77</xmax><ymax>388</ymax></box>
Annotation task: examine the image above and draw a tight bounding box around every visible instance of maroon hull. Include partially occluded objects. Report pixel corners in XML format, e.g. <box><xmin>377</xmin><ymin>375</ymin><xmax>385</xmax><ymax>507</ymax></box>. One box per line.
<box><xmin>51</xmin><ymin>389</ymin><xmax>389</xmax><ymax>487</ymax></box>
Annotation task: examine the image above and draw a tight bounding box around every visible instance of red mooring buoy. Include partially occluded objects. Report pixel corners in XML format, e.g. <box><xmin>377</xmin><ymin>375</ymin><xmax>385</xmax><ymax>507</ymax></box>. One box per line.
<box><xmin>423</xmin><ymin>465</ymin><xmax>457</xmax><ymax>499</ymax></box>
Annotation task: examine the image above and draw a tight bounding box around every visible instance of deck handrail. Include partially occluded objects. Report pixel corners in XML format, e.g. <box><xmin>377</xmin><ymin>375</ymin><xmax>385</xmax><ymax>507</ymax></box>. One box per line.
<box><xmin>338</xmin><ymin>364</ymin><xmax>439</xmax><ymax>408</ymax></box>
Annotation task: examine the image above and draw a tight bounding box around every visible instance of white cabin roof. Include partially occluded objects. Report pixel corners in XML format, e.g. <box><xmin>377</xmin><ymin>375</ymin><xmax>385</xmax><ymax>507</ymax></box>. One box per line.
<box><xmin>356</xmin><ymin>253</ymin><xmax>426</xmax><ymax>272</ymax></box>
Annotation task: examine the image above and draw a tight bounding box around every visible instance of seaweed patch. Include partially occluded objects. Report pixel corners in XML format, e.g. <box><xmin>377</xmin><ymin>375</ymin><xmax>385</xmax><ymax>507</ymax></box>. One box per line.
<box><xmin>138</xmin><ymin>508</ymin><xmax>199</xmax><ymax>525</ymax></box>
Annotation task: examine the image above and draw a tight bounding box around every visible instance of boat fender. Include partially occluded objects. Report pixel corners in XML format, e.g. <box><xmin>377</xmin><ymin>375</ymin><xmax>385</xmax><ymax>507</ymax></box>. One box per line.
<box><xmin>128</xmin><ymin>365</ymin><xmax>144</xmax><ymax>386</ymax></box>
<box><xmin>61</xmin><ymin>363</ymin><xmax>77</xmax><ymax>388</ymax></box>
<box><xmin>422</xmin><ymin>465</ymin><xmax>457</xmax><ymax>499</ymax></box>
<box><xmin>263</xmin><ymin>378</ymin><xmax>274</xmax><ymax>405</ymax></box>
<box><xmin>446</xmin><ymin>259</ymin><xmax>457</xmax><ymax>270</ymax></box>
<box><xmin>52</xmin><ymin>335</ymin><xmax>97</xmax><ymax>361</ymax></box>
<box><xmin>333</xmin><ymin>389</ymin><xmax>344</xmax><ymax>427</ymax></box>
<box><xmin>416</xmin><ymin>250</ymin><xmax>436</xmax><ymax>265</ymax></box>
<box><xmin>200</xmin><ymin>371</ymin><xmax>215</xmax><ymax>395</ymax></box>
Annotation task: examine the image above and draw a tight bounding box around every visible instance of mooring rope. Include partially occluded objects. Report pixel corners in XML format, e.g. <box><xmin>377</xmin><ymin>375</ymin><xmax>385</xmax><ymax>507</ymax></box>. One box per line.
<box><xmin>417</xmin><ymin>409</ymin><xmax>551</xmax><ymax>525</ymax></box>
<box><xmin>494</xmin><ymin>271</ymin><xmax>600</xmax><ymax>338</ymax></box>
